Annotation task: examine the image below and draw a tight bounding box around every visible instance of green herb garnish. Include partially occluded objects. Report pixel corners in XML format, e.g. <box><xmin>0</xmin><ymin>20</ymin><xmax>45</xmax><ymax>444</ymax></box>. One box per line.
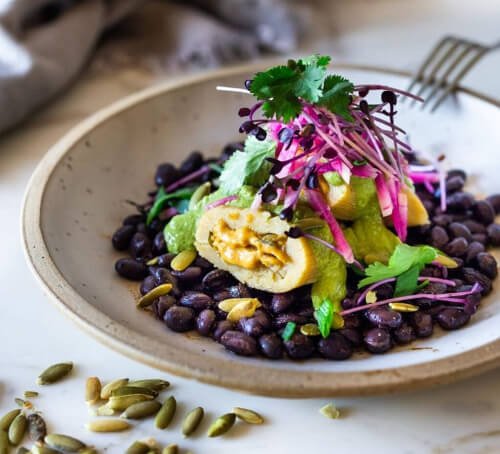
<box><xmin>147</xmin><ymin>186</ymin><xmax>196</xmax><ymax>225</ymax></box>
<box><xmin>314</xmin><ymin>299</ymin><xmax>335</xmax><ymax>338</ymax></box>
<box><xmin>281</xmin><ymin>322</ymin><xmax>296</xmax><ymax>341</ymax></box>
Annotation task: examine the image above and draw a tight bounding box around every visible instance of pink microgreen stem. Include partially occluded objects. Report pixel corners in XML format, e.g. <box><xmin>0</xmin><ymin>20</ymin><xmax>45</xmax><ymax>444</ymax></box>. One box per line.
<box><xmin>166</xmin><ymin>165</ymin><xmax>211</xmax><ymax>192</ymax></box>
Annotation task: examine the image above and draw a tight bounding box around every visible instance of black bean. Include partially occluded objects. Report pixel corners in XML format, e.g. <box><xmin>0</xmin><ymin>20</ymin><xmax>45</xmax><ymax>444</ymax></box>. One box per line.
<box><xmin>151</xmin><ymin>268</ymin><xmax>181</xmax><ymax>297</ymax></box>
<box><xmin>152</xmin><ymin>295</ymin><xmax>176</xmax><ymax>319</ymax></box>
<box><xmin>164</xmin><ymin>306</ymin><xmax>195</xmax><ymax>332</ymax></box>
<box><xmin>462</xmin><ymin>267</ymin><xmax>492</xmax><ymax>295</ymax></box>
<box><xmin>375</xmin><ymin>283</ymin><xmax>394</xmax><ymax>300</ymax></box>
<box><xmin>220</xmin><ymin>331</ymin><xmax>258</xmax><ymax>356</ymax></box>
<box><xmin>423</xmin><ymin>200</ymin><xmax>435</xmax><ymax>214</ymax></box>
<box><xmin>430</xmin><ymin>226</ymin><xmax>449</xmax><ymax>248</ymax></box>
<box><xmin>363</xmin><ymin>328</ymin><xmax>392</xmax><ymax>353</ymax></box>
<box><xmin>436</xmin><ymin>309</ymin><xmax>470</xmax><ymax>330</ymax></box>
<box><xmin>180</xmin><ymin>151</ymin><xmax>204</xmax><ymax>175</ymax></box>
<box><xmin>136</xmin><ymin>222</ymin><xmax>155</xmax><ymax>238</ymax></box>
<box><xmin>112</xmin><ymin>225</ymin><xmax>136</xmax><ymax>251</ymax></box>
<box><xmin>447</xmin><ymin>192</ymin><xmax>474</xmax><ymax>211</ymax></box>
<box><xmin>338</xmin><ymin>328</ymin><xmax>362</xmax><ymax>346</ymax></box>
<box><xmin>272</xmin><ymin>313</ymin><xmax>310</xmax><ymax>330</ymax></box>
<box><xmin>447</xmin><ymin>169</ymin><xmax>467</xmax><ymax>181</ymax></box>
<box><xmin>393</xmin><ymin>323</ymin><xmax>416</xmax><ymax>345</ymax></box>
<box><xmin>155</xmin><ymin>163</ymin><xmax>181</xmax><ymax>187</ymax></box>
<box><xmin>473</xmin><ymin>200</ymin><xmax>495</xmax><ymax>225</ymax></box>
<box><xmin>140</xmin><ymin>275</ymin><xmax>157</xmax><ymax>295</ymax></box>
<box><xmin>463</xmin><ymin>220</ymin><xmax>487</xmax><ymax>234</ymax></box>
<box><xmin>408</xmin><ymin>312</ymin><xmax>433</xmax><ymax>338</ymax></box>
<box><xmin>421</xmin><ymin>282</ymin><xmax>448</xmax><ymax>297</ymax></box>
<box><xmin>196</xmin><ymin>309</ymin><xmax>216</xmax><ymax>336</ymax></box>
<box><xmin>365</xmin><ymin>308</ymin><xmax>402</xmax><ymax>329</ymax></box>
<box><xmin>318</xmin><ymin>333</ymin><xmax>353</xmax><ymax>360</ymax></box>
<box><xmin>171</xmin><ymin>266</ymin><xmax>203</xmax><ymax>283</ymax></box>
<box><xmin>271</xmin><ymin>292</ymin><xmax>295</xmax><ymax>314</ymax></box>
<box><xmin>157</xmin><ymin>253</ymin><xmax>176</xmax><ymax>267</ymax></box>
<box><xmin>179</xmin><ymin>291</ymin><xmax>213</xmax><ymax>311</ymax></box>
<box><xmin>487</xmin><ymin>224</ymin><xmax>500</xmax><ymax>246</ymax></box>
<box><xmin>202</xmin><ymin>269</ymin><xmax>233</xmax><ymax>291</ymax></box>
<box><xmin>448</xmin><ymin>222</ymin><xmax>473</xmax><ymax>242</ymax></box>
<box><xmin>471</xmin><ymin>233</ymin><xmax>488</xmax><ymax>245</ymax></box>
<box><xmin>341</xmin><ymin>298</ymin><xmax>356</xmax><ymax>310</ymax></box>
<box><xmin>432</xmin><ymin>214</ymin><xmax>453</xmax><ymax>227</ymax></box>
<box><xmin>444</xmin><ymin>237</ymin><xmax>468</xmax><ymax>257</ymax></box>
<box><xmin>123</xmin><ymin>214</ymin><xmax>145</xmax><ymax>226</ymax></box>
<box><xmin>212</xmin><ymin>289</ymin><xmax>233</xmax><ymax>302</ymax></box>
<box><xmin>238</xmin><ymin>316</ymin><xmax>268</xmax><ymax>338</ymax></box>
<box><xmin>420</xmin><ymin>266</ymin><xmax>445</xmax><ymax>279</ymax></box>
<box><xmin>259</xmin><ymin>333</ymin><xmax>283</xmax><ymax>359</ymax></box>
<box><xmin>476</xmin><ymin>253</ymin><xmax>498</xmax><ymax>279</ymax></box>
<box><xmin>465</xmin><ymin>241</ymin><xmax>485</xmax><ymax>264</ymax></box>
<box><xmin>213</xmin><ymin>320</ymin><xmax>234</xmax><ymax>341</ymax></box>
<box><xmin>342</xmin><ymin>315</ymin><xmax>361</xmax><ymax>329</ymax></box>
<box><xmin>149</xmin><ymin>218</ymin><xmax>164</xmax><ymax>233</ymax></box>
<box><xmin>445</xmin><ymin>175</ymin><xmax>465</xmax><ymax>193</ymax></box>
<box><xmin>129</xmin><ymin>232</ymin><xmax>153</xmax><ymax>261</ymax></box>
<box><xmin>221</xmin><ymin>142</ymin><xmax>243</xmax><ymax>161</ymax></box>
<box><xmin>153</xmin><ymin>232</ymin><xmax>166</xmax><ymax>255</ymax></box>
<box><xmin>194</xmin><ymin>256</ymin><xmax>213</xmax><ymax>269</ymax></box>
<box><xmin>486</xmin><ymin>194</ymin><xmax>500</xmax><ymax>214</ymax></box>
<box><xmin>115</xmin><ymin>258</ymin><xmax>148</xmax><ymax>280</ymax></box>
<box><xmin>284</xmin><ymin>333</ymin><xmax>315</xmax><ymax>359</ymax></box>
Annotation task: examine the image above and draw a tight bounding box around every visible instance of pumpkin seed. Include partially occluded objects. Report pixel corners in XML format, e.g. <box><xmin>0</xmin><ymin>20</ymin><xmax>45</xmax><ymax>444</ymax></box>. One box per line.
<box><xmin>79</xmin><ymin>449</ymin><xmax>98</xmax><ymax>454</ymax></box>
<box><xmin>365</xmin><ymin>291</ymin><xmax>378</xmax><ymax>304</ymax></box>
<box><xmin>23</xmin><ymin>391</ymin><xmax>38</xmax><ymax>399</ymax></box>
<box><xmin>207</xmin><ymin>413</ymin><xmax>236</xmax><ymax>437</ymax></box>
<box><xmin>111</xmin><ymin>386</ymin><xmax>158</xmax><ymax>398</ymax></box>
<box><xmin>182</xmin><ymin>407</ymin><xmax>204</xmax><ymax>437</ymax></box>
<box><xmin>218</xmin><ymin>298</ymin><xmax>261</xmax><ymax>313</ymax></box>
<box><xmin>154</xmin><ymin>396</ymin><xmax>176</xmax><ymax>429</ymax></box>
<box><xmin>435</xmin><ymin>254</ymin><xmax>458</xmax><ymax>268</ymax></box>
<box><xmin>232</xmin><ymin>407</ymin><xmax>264</xmax><ymax>424</ymax></box>
<box><xmin>137</xmin><ymin>283</ymin><xmax>173</xmax><ymax>308</ymax></box>
<box><xmin>300</xmin><ymin>323</ymin><xmax>321</xmax><ymax>336</ymax></box>
<box><xmin>162</xmin><ymin>444</ymin><xmax>178</xmax><ymax>454</ymax></box>
<box><xmin>16</xmin><ymin>447</ymin><xmax>30</xmax><ymax>454</ymax></box>
<box><xmin>108</xmin><ymin>394</ymin><xmax>153</xmax><ymax>411</ymax></box>
<box><xmin>14</xmin><ymin>398</ymin><xmax>30</xmax><ymax>409</ymax></box>
<box><xmin>121</xmin><ymin>400</ymin><xmax>162</xmax><ymax>420</ymax></box>
<box><xmin>125</xmin><ymin>441</ymin><xmax>150</xmax><ymax>454</ymax></box>
<box><xmin>96</xmin><ymin>404</ymin><xmax>115</xmax><ymax>416</ymax></box>
<box><xmin>389</xmin><ymin>302</ymin><xmax>419</xmax><ymax>312</ymax></box>
<box><xmin>171</xmin><ymin>250</ymin><xmax>197</xmax><ymax>272</ymax></box>
<box><xmin>100</xmin><ymin>378</ymin><xmax>129</xmax><ymax>399</ymax></box>
<box><xmin>27</xmin><ymin>413</ymin><xmax>47</xmax><ymax>442</ymax></box>
<box><xmin>332</xmin><ymin>312</ymin><xmax>345</xmax><ymax>329</ymax></box>
<box><xmin>127</xmin><ymin>379</ymin><xmax>170</xmax><ymax>392</ymax></box>
<box><xmin>32</xmin><ymin>446</ymin><xmax>62</xmax><ymax>454</ymax></box>
<box><xmin>320</xmin><ymin>403</ymin><xmax>340</xmax><ymax>419</ymax></box>
<box><xmin>45</xmin><ymin>434</ymin><xmax>86</xmax><ymax>452</ymax></box>
<box><xmin>0</xmin><ymin>431</ymin><xmax>8</xmax><ymax>454</ymax></box>
<box><xmin>85</xmin><ymin>419</ymin><xmax>130</xmax><ymax>433</ymax></box>
<box><xmin>227</xmin><ymin>299</ymin><xmax>262</xmax><ymax>322</ymax></box>
<box><xmin>0</xmin><ymin>409</ymin><xmax>21</xmax><ymax>431</ymax></box>
<box><xmin>37</xmin><ymin>362</ymin><xmax>73</xmax><ymax>385</ymax></box>
<box><xmin>8</xmin><ymin>413</ymin><xmax>27</xmax><ymax>446</ymax></box>
<box><xmin>188</xmin><ymin>182</ymin><xmax>211</xmax><ymax>210</ymax></box>
<box><xmin>146</xmin><ymin>256</ymin><xmax>159</xmax><ymax>266</ymax></box>
<box><xmin>85</xmin><ymin>377</ymin><xmax>102</xmax><ymax>405</ymax></box>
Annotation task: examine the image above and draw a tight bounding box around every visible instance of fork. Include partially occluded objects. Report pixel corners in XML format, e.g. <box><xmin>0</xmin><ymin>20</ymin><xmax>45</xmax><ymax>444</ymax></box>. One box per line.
<box><xmin>405</xmin><ymin>35</ymin><xmax>499</xmax><ymax>112</ymax></box>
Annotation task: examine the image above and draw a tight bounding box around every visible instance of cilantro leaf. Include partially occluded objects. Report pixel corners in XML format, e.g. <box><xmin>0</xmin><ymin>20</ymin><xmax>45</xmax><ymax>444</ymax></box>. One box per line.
<box><xmin>394</xmin><ymin>265</ymin><xmax>420</xmax><ymax>297</ymax></box>
<box><xmin>281</xmin><ymin>322</ymin><xmax>296</xmax><ymax>341</ymax></box>
<box><xmin>317</xmin><ymin>75</ymin><xmax>354</xmax><ymax>122</ymax></box>
<box><xmin>314</xmin><ymin>299</ymin><xmax>334</xmax><ymax>338</ymax></box>
<box><xmin>295</xmin><ymin>63</ymin><xmax>326</xmax><ymax>102</ymax></box>
<box><xmin>218</xmin><ymin>135</ymin><xmax>276</xmax><ymax>195</ymax></box>
<box><xmin>146</xmin><ymin>186</ymin><xmax>196</xmax><ymax>225</ymax></box>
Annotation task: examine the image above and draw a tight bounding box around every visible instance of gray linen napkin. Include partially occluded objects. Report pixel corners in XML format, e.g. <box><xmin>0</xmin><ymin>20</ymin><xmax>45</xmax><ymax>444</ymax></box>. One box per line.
<box><xmin>0</xmin><ymin>0</ymin><xmax>299</xmax><ymax>134</ymax></box>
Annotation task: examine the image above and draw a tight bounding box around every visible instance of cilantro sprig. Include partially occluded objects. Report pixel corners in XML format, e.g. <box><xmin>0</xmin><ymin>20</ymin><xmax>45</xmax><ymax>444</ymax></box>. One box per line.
<box><xmin>146</xmin><ymin>186</ymin><xmax>196</xmax><ymax>225</ymax></box>
<box><xmin>248</xmin><ymin>55</ymin><xmax>354</xmax><ymax>122</ymax></box>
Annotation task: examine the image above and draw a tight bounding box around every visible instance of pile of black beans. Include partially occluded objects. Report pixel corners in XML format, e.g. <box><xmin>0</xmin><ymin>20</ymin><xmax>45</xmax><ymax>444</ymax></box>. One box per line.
<box><xmin>112</xmin><ymin>146</ymin><xmax>499</xmax><ymax>360</ymax></box>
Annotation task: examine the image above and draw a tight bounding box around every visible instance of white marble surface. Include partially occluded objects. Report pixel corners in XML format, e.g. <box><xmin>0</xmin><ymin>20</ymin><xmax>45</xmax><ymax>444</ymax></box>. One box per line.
<box><xmin>1</xmin><ymin>1</ymin><xmax>500</xmax><ymax>452</ymax></box>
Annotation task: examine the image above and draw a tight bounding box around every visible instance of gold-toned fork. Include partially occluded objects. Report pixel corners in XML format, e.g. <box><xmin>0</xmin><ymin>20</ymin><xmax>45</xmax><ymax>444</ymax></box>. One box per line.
<box><xmin>405</xmin><ymin>35</ymin><xmax>499</xmax><ymax>112</ymax></box>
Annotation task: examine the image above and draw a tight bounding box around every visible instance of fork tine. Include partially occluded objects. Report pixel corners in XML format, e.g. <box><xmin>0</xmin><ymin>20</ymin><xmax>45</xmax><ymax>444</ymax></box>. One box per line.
<box><xmin>430</xmin><ymin>46</ymin><xmax>489</xmax><ymax>112</ymax></box>
<box><xmin>423</xmin><ymin>42</ymin><xmax>480</xmax><ymax>108</ymax></box>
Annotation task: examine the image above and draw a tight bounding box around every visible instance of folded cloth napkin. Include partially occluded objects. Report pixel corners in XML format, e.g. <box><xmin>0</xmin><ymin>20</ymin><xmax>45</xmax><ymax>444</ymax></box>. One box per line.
<box><xmin>0</xmin><ymin>0</ymin><xmax>300</xmax><ymax>134</ymax></box>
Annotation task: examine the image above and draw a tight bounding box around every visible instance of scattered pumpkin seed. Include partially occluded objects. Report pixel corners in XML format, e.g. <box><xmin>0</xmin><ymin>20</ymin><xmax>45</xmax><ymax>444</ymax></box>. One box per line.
<box><xmin>232</xmin><ymin>407</ymin><xmax>264</xmax><ymax>424</ymax></box>
<box><xmin>23</xmin><ymin>391</ymin><xmax>38</xmax><ymax>399</ymax></box>
<box><xmin>16</xmin><ymin>447</ymin><xmax>30</xmax><ymax>454</ymax></box>
<box><xmin>389</xmin><ymin>302</ymin><xmax>419</xmax><ymax>312</ymax></box>
<box><xmin>320</xmin><ymin>403</ymin><xmax>340</xmax><ymax>419</ymax></box>
<box><xmin>0</xmin><ymin>431</ymin><xmax>8</xmax><ymax>454</ymax></box>
<box><xmin>32</xmin><ymin>446</ymin><xmax>60</xmax><ymax>454</ymax></box>
<box><xmin>218</xmin><ymin>298</ymin><xmax>261</xmax><ymax>313</ymax></box>
<box><xmin>78</xmin><ymin>449</ymin><xmax>98</xmax><ymax>454</ymax></box>
<box><xmin>27</xmin><ymin>413</ymin><xmax>47</xmax><ymax>442</ymax></box>
<box><xmin>137</xmin><ymin>283</ymin><xmax>173</xmax><ymax>308</ymax></box>
<box><xmin>37</xmin><ymin>362</ymin><xmax>73</xmax><ymax>385</ymax></box>
<box><xmin>171</xmin><ymin>250</ymin><xmax>197</xmax><ymax>272</ymax></box>
<box><xmin>100</xmin><ymin>378</ymin><xmax>129</xmax><ymax>399</ymax></box>
<box><xmin>85</xmin><ymin>377</ymin><xmax>102</xmax><ymax>405</ymax></box>
<box><xmin>188</xmin><ymin>182</ymin><xmax>211</xmax><ymax>210</ymax></box>
<box><xmin>182</xmin><ymin>407</ymin><xmax>204</xmax><ymax>437</ymax></box>
<box><xmin>14</xmin><ymin>398</ymin><xmax>30</xmax><ymax>409</ymax></box>
<box><xmin>111</xmin><ymin>386</ymin><xmax>158</xmax><ymax>398</ymax></box>
<box><xmin>127</xmin><ymin>379</ymin><xmax>170</xmax><ymax>392</ymax></box>
<box><xmin>366</xmin><ymin>291</ymin><xmax>378</xmax><ymax>304</ymax></box>
<box><xmin>300</xmin><ymin>323</ymin><xmax>321</xmax><ymax>336</ymax></box>
<box><xmin>146</xmin><ymin>256</ymin><xmax>159</xmax><ymax>266</ymax></box>
<box><xmin>154</xmin><ymin>396</ymin><xmax>176</xmax><ymax>429</ymax></box>
<box><xmin>85</xmin><ymin>419</ymin><xmax>130</xmax><ymax>433</ymax></box>
<box><xmin>332</xmin><ymin>312</ymin><xmax>345</xmax><ymax>329</ymax></box>
<box><xmin>121</xmin><ymin>400</ymin><xmax>162</xmax><ymax>420</ymax></box>
<box><xmin>96</xmin><ymin>404</ymin><xmax>115</xmax><ymax>416</ymax></box>
<box><xmin>45</xmin><ymin>433</ymin><xmax>86</xmax><ymax>452</ymax></box>
<box><xmin>125</xmin><ymin>441</ymin><xmax>150</xmax><ymax>454</ymax></box>
<box><xmin>8</xmin><ymin>413</ymin><xmax>27</xmax><ymax>446</ymax></box>
<box><xmin>0</xmin><ymin>409</ymin><xmax>21</xmax><ymax>431</ymax></box>
<box><xmin>108</xmin><ymin>394</ymin><xmax>153</xmax><ymax>411</ymax></box>
<box><xmin>435</xmin><ymin>254</ymin><xmax>458</xmax><ymax>268</ymax></box>
<box><xmin>226</xmin><ymin>299</ymin><xmax>262</xmax><ymax>322</ymax></box>
<box><xmin>207</xmin><ymin>413</ymin><xmax>236</xmax><ymax>437</ymax></box>
<box><xmin>162</xmin><ymin>445</ymin><xmax>178</xmax><ymax>454</ymax></box>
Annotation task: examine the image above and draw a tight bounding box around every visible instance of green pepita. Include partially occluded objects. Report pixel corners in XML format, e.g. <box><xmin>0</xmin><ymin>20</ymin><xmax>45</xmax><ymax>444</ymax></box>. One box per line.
<box><xmin>154</xmin><ymin>396</ymin><xmax>176</xmax><ymax>429</ymax></box>
<box><xmin>0</xmin><ymin>431</ymin><xmax>9</xmax><ymax>454</ymax></box>
<box><xmin>85</xmin><ymin>419</ymin><xmax>130</xmax><ymax>433</ymax></box>
<box><xmin>389</xmin><ymin>302</ymin><xmax>419</xmax><ymax>312</ymax></box>
<box><xmin>171</xmin><ymin>250</ymin><xmax>197</xmax><ymax>272</ymax></box>
<box><xmin>0</xmin><ymin>409</ymin><xmax>21</xmax><ymax>431</ymax></box>
<box><xmin>100</xmin><ymin>378</ymin><xmax>129</xmax><ymax>399</ymax></box>
<box><xmin>111</xmin><ymin>386</ymin><xmax>158</xmax><ymax>398</ymax></box>
<box><xmin>32</xmin><ymin>447</ymin><xmax>60</xmax><ymax>454</ymax></box>
<box><xmin>300</xmin><ymin>323</ymin><xmax>321</xmax><ymax>336</ymax></box>
<box><xmin>85</xmin><ymin>377</ymin><xmax>102</xmax><ymax>405</ymax></box>
<box><xmin>320</xmin><ymin>402</ymin><xmax>340</xmax><ymax>419</ymax></box>
<box><xmin>182</xmin><ymin>407</ymin><xmax>204</xmax><ymax>437</ymax></box>
<box><xmin>14</xmin><ymin>398</ymin><xmax>30</xmax><ymax>409</ymax></box>
<box><xmin>27</xmin><ymin>413</ymin><xmax>47</xmax><ymax>442</ymax></box>
<box><xmin>45</xmin><ymin>434</ymin><xmax>86</xmax><ymax>452</ymax></box>
<box><xmin>37</xmin><ymin>362</ymin><xmax>73</xmax><ymax>385</ymax></box>
<box><xmin>146</xmin><ymin>256</ymin><xmax>159</xmax><ymax>266</ymax></box>
<box><xmin>232</xmin><ymin>407</ymin><xmax>264</xmax><ymax>424</ymax></box>
<box><xmin>125</xmin><ymin>441</ymin><xmax>150</xmax><ymax>454</ymax></box>
<box><xmin>137</xmin><ymin>283</ymin><xmax>173</xmax><ymax>308</ymax></box>
<box><xmin>96</xmin><ymin>404</ymin><xmax>115</xmax><ymax>416</ymax></box>
<box><xmin>23</xmin><ymin>391</ymin><xmax>38</xmax><ymax>399</ymax></box>
<box><xmin>16</xmin><ymin>447</ymin><xmax>30</xmax><ymax>454</ymax></box>
<box><xmin>188</xmin><ymin>182</ymin><xmax>211</xmax><ymax>210</ymax></box>
<box><xmin>207</xmin><ymin>413</ymin><xmax>236</xmax><ymax>437</ymax></box>
<box><xmin>78</xmin><ymin>449</ymin><xmax>98</xmax><ymax>454</ymax></box>
<box><xmin>127</xmin><ymin>379</ymin><xmax>170</xmax><ymax>392</ymax></box>
<box><xmin>108</xmin><ymin>394</ymin><xmax>153</xmax><ymax>411</ymax></box>
<box><xmin>8</xmin><ymin>413</ymin><xmax>27</xmax><ymax>446</ymax></box>
<box><xmin>121</xmin><ymin>400</ymin><xmax>162</xmax><ymax>420</ymax></box>
<box><xmin>218</xmin><ymin>298</ymin><xmax>261</xmax><ymax>313</ymax></box>
<box><xmin>162</xmin><ymin>445</ymin><xmax>178</xmax><ymax>454</ymax></box>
